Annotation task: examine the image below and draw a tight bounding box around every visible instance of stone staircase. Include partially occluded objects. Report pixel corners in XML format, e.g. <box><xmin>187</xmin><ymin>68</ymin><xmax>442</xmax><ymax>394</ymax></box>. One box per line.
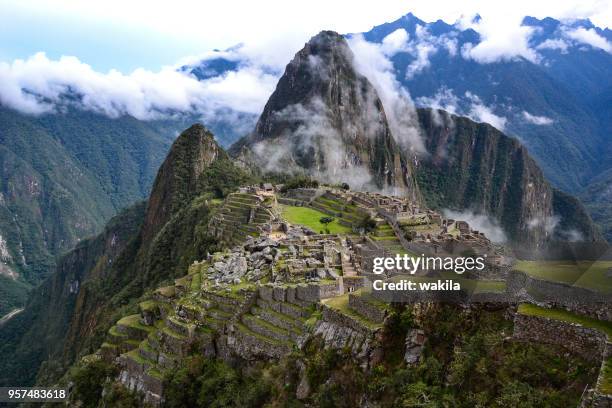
<box><xmin>208</xmin><ymin>193</ymin><xmax>274</xmax><ymax>248</ymax></box>
<box><xmin>229</xmin><ymin>284</ymin><xmax>316</xmax><ymax>360</ymax></box>
<box><xmin>371</xmin><ymin>222</ymin><xmax>406</xmax><ymax>255</ymax></box>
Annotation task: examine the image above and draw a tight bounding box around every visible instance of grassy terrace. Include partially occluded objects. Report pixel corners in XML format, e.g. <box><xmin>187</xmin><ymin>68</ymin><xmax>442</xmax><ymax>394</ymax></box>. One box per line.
<box><xmin>117</xmin><ymin>314</ymin><xmax>155</xmax><ymax>332</ymax></box>
<box><xmin>139</xmin><ymin>300</ymin><xmax>158</xmax><ymax>312</ymax></box>
<box><xmin>235</xmin><ymin>322</ymin><xmax>291</xmax><ymax>346</ymax></box>
<box><xmin>190</xmin><ymin>272</ymin><xmax>202</xmax><ymax>291</ymax></box>
<box><xmin>514</xmin><ymin>260</ymin><xmax>612</xmax><ymax>294</ymax></box>
<box><xmin>323</xmin><ymin>293</ymin><xmax>382</xmax><ymax>330</ymax></box>
<box><xmin>601</xmin><ymin>358</ymin><xmax>612</xmax><ymax>394</ymax></box>
<box><xmin>316</xmin><ymin>196</ymin><xmax>362</xmax><ymax>214</ymax></box>
<box><xmin>517</xmin><ymin>303</ymin><xmax>612</xmax><ymax>337</ymax></box>
<box><xmin>353</xmin><ymin>288</ymin><xmax>389</xmax><ymax>311</ymax></box>
<box><xmin>280</xmin><ymin>205</ymin><xmax>352</xmax><ymax>234</ymax></box>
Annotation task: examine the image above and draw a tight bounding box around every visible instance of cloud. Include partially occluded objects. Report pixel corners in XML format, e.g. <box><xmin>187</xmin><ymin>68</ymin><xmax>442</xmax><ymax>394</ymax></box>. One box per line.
<box><xmin>522</xmin><ymin>111</ymin><xmax>554</xmax><ymax>125</ymax></box>
<box><xmin>406</xmin><ymin>42</ymin><xmax>437</xmax><ymax>78</ymax></box>
<box><xmin>347</xmin><ymin>34</ymin><xmax>426</xmax><ymax>154</ymax></box>
<box><xmin>528</xmin><ymin>214</ymin><xmax>588</xmax><ymax>242</ymax></box>
<box><xmin>465</xmin><ymin>92</ymin><xmax>507</xmax><ymax>131</ymax></box>
<box><xmin>251</xmin><ymin>97</ymin><xmax>375</xmax><ymax>189</ymax></box>
<box><xmin>460</xmin><ymin>18</ymin><xmax>540</xmax><ymax>63</ymax></box>
<box><xmin>527</xmin><ymin>215</ymin><xmax>560</xmax><ymax>235</ymax></box>
<box><xmin>443</xmin><ymin>209</ymin><xmax>507</xmax><ymax>243</ymax></box>
<box><xmin>417</xmin><ymin>88</ymin><xmax>508</xmax><ymax>131</ymax></box>
<box><xmin>389</xmin><ymin>25</ymin><xmax>459</xmax><ymax>78</ymax></box>
<box><xmin>564</xmin><ymin>27</ymin><xmax>612</xmax><ymax>52</ymax></box>
<box><xmin>0</xmin><ymin>52</ymin><xmax>279</xmax><ymax>120</ymax></box>
<box><xmin>415</xmin><ymin>87</ymin><xmax>460</xmax><ymax>114</ymax></box>
<box><xmin>381</xmin><ymin>28</ymin><xmax>411</xmax><ymax>54</ymax></box>
<box><xmin>536</xmin><ymin>38</ymin><xmax>570</xmax><ymax>52</ymax></box>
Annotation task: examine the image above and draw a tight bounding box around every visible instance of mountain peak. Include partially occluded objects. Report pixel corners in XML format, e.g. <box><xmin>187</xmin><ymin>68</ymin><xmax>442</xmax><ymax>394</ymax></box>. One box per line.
<box><xmin>142</xmin><ymin>124</ymin><xmax>225</xmax><ymax>240</ymax></box>
<box><xmin>231</xmin><ymin>29</ymin><xmax>421</xmax><ymax>200</ymax></box>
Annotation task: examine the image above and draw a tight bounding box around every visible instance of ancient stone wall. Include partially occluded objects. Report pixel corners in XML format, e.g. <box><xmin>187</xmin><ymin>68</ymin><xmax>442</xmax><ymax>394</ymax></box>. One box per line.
<box><xmin>348</xmin><ymin>294</ymin><xmax>387</xmax><ymax>323</ymax></box>
<box><xmin>513</xmin><ymin>313</ymin><xmax>607</xmax><ymax>362</ymax></box>
<box><xmin>321</xmin><ymin>305</ymin><xmax>374</xmax><ymax>335</ymax></box>
<box><xmin>507</xmin><ymin>271</ymin><xmax>612</xmax><ymax>321</ymax></box>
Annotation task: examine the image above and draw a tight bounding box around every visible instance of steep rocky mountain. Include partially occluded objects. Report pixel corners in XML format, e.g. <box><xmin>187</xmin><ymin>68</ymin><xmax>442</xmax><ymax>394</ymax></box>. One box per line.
<box><xmin>360</xmin><ymin>13</ymin><xmax>612</xmax><ymax>191</ymax></box>
<box><xmin>198</xmin><ymin>14</ymin><xmax>612</xmax><ymax>239</ymax></box>
<box><xmin>231</xmin><ymin>30</ymin><xmax>599</xmax><ymax>245</ymax></box>
<box><xmin>230</xmin><ymin>31</ymin><xmax>421</xmax><ymax>202</ymax></box>
<box><xmin>359</xmin><ymin>13</ymin><xmax>612</xmax><ymax>238</ymax></box>
<box><xmin>0</xmin><ymin>124</ymin><xmax>251</xmax><ymax>387</ymax></box>
<box><xmin>415</xmin><ymin>108</ymin><xmax>601</xmax><ymax>244</ymax></box>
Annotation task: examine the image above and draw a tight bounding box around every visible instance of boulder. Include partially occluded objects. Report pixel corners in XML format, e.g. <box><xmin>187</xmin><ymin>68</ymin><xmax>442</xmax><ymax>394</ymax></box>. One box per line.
<box><xmin>404</xmin><ymin>329</ymin><xmax>426</xmax><ymax>364</ymax></box>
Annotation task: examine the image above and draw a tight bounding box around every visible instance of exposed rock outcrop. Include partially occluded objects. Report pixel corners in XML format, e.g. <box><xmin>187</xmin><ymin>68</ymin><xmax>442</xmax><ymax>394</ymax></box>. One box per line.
<box><xmin>231</xmin><ymin>31</ymin><xmax>421</xmax><ymax>201</ymax></box>
<box><xmin>415</xmin><ymin>108</ymin><xmax>602</xmax><ymax>245</ymax></box>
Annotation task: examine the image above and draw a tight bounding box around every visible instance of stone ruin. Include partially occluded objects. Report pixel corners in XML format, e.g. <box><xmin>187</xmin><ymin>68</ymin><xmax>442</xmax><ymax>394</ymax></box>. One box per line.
<box><xmin>89</xmin><ymin>185</ymin><xmax>610</xmax><ymax>406</ymax></box>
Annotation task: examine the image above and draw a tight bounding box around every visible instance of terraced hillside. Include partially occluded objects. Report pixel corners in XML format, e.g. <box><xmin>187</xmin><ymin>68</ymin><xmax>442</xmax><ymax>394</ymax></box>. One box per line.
<box><xmin>371</xmin><ymin>223</ymin><xmax>407</xmax><ymax>255</ymax></box>
<box><xmin>208</xmin><ymin>192</ymin><xmax>274</xmax><ymax>247</ymax></box>
<box><xmin>308</xmin><ymin>193</ymin><xmax>371</xmax><ymax>229</ymax></box>
<box><xmin>514</xmin><ymin>303</ymin><xmax>612</xmax><ymax>405</ymax></box>
<box><xmin>96</xmin><ymin>255</ymin><xmax>387</xmax><ymax>405</ymax></box>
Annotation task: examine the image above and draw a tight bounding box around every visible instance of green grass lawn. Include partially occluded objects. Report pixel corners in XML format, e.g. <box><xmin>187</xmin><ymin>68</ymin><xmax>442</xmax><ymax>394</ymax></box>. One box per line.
<box><xmin>517</xmin><ymin>303</ymin><xmax>612</xmax><ymax>337</ymax></box>
<box><xmin>514</xmin><ymin>261</ymin><xmax>612</xmax><ymax>294</ymax></box>
<box><xmin>280</xmin><ymin>205</ymin><xmax>352</xmax><ymax>234</ymax></box>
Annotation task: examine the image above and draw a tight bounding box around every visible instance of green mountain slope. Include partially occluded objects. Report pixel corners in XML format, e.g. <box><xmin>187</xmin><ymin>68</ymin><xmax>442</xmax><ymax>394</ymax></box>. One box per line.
<box><xmin>415</xmin><ymin>108</ymin><xmax>602</xmax><ymax>245</ymax></box>
<box><xmin>0</xmin><ymin>107</ymin><xmax>178</xmax><ymax>316</ymax></box>
<box><xmin>0</xmin><ymin>124</ymin><xmax>251</xmax><ymax>387</ymax></box>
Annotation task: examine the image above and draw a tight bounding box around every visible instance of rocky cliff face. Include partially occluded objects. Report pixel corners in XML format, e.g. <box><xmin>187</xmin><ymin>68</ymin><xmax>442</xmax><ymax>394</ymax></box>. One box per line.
<box><xmin>415</xmin><ymin>108</ymin><xmax>601</xmax><ymax>244</ymax></box>
<box><xmin>230</xmin><ymin>31</ymin><xmax>421</xmax><ymax>201</ymax></box>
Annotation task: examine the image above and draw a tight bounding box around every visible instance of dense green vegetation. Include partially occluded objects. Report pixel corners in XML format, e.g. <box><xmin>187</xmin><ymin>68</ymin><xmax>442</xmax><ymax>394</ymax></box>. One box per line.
<box><xmin>279</xmin><ymin>175</ymin><xmax>320</xmax><ymax>192</ymax></box>
<box><xmin>0</xmin><ymin>202</ymin><xmax>147</xmax><ymax>387</ymax></box>
<box><xmin>0</xmin><ymin>276</ymin><xmax>29</xmax><ymax>317</ymax></box>
<box><xmin>163</xmin><ymin>356</ymin><xmax>273</xmax><ymax>408</ymax></box>
<box><xmin>0</xmin><ymin>126</ymin><xmax>257</xmax><ymax>388</ymax></box>
<box><xmin>280</xmin><ymin>205</ymin><xmax>352</xmax><ymax>234</ymax></box>
<box><xmin>0</xmin><ymin>107</ymin><xmax>178</xmax><ymax>316</ymax></box>
<box><xmin>89</xmin><ymin>305</ymin><xmax>596</xmax><ymax>407</ymax></box>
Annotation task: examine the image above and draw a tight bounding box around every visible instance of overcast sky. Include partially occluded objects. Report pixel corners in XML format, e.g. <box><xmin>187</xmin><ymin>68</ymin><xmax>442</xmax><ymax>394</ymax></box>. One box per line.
<box><xmin>1</xmin><ymin>0</ymin><xmax>610</xmax><ymax>72</ymax></box>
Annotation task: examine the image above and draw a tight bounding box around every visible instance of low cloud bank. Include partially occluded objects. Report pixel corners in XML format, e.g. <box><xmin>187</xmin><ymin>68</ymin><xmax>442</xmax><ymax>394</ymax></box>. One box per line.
<box><xmin>0</xmin><ymin>52</ymin><xmax>279</xmax><ymax>121</ymax></box>
<box><xmin>443</xmin><ymin>209</ymin><xmax>508</xmax><ymax>243</ymax></box>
